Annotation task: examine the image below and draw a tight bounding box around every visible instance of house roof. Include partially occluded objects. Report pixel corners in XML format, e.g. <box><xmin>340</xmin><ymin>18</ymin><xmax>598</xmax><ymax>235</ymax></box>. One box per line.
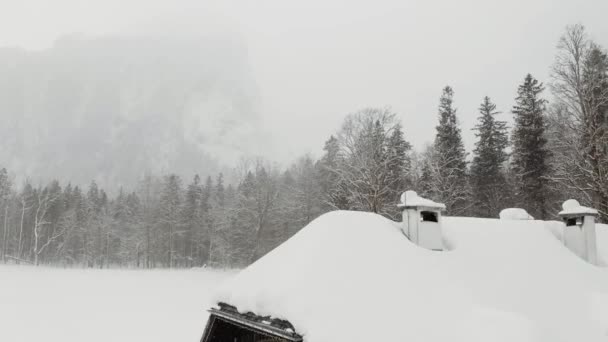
<box><xmin>214</xmin><ymin>210</ymin><xmax>608</xmax><ymax>342</ymax></box>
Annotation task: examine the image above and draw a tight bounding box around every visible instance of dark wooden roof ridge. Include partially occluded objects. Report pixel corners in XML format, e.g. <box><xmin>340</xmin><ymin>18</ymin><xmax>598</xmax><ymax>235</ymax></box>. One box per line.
<box><xmin>209</xmin><ymin>302</ymin><xmax>303</xmax><ymax>341</ymax></box>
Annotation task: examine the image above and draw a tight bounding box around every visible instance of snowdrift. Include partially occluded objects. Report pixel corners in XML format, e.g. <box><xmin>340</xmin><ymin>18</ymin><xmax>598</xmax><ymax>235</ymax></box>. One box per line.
<box><xmin>216</xmin><ymin>211</ymin><xmax>608</xmax><ymax>342</ymax></box>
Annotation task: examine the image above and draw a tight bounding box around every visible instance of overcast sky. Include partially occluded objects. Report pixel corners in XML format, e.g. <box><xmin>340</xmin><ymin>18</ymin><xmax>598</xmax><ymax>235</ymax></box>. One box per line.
<box><xmin>1</xmin><ymin>0</ymin><xmax>608</xmax><ymax>162</ymax></box>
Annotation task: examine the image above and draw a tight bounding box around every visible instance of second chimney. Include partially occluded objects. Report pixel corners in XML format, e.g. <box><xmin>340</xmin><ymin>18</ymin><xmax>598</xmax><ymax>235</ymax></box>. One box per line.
<box><xmin>398</xmin><ymin>191</ymin><xmax>446</xmax><ymax>251</ymax></box>
<box><xmin>558</xmin><ymin>199</ymin><xmax>599</xmax><ymax>265</ymax></box>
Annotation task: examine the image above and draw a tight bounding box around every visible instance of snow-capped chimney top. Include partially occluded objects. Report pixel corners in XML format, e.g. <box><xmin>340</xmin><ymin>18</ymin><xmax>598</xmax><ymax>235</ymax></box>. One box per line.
<box><xmin>558</xmin><ymin>199</ymin><xmax>598</xmax><ymax>265</ymax></box>
<box><xmin>558</xmin><ymin>199</ymin><xmax>598</xmax><ymax>218</ymax></box>
<box><xmin>397</xmin><ymin>191</ymin><xmax>446</xmax><ymax>210</ymax></box>
<box><xmin>398</xmin><ymin>191</ymin><xmax>445</xmax><ymax>251</ymax></box>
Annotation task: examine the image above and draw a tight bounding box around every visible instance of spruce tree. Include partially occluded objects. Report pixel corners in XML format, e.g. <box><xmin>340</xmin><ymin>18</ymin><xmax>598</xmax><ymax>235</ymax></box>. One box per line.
<box><xmin>215</xmin><ymin>173</ymin><xmax>225</xmax><ymax>207</ymax></box>
<box><xmin>419</xmin><ymin>159</ymin><xmax>433</xmax><ymax>198</ymax></box>
<box><xmin>318</xmin><ymin>135</ymin><xmax>349</xmax><ymax>210</ymax></box>
<box><xmin>159</xmin><ymin>174</ymin><xmax>182</xmax><ymax>267</ymax></box>
<box><xmin>433</xmin><ymin>86</ymin><xmax>469</xmax><ymax>214</ymax></box>
<box><xmin>201</xmin><ymin>176</ymin><xmax>214</xmax><ymax>266</ymax></box>
<box><xmin>87</xmin><ymin>181</ymin><xmax>100</xmax><ymax>214</ymax></box>
<box><xmin>385</xmin><ymin>124</ymin><xmax>412</xmax><ymax>216</ymax></box>
<box><xmin>0</xmin><ymin>168</ymin><xmax>11</xmax><ymax>263</ymax></box>
<box><xmin>511</xmin><ymin>74</ymin><xmax>551</xmax><ymax>219</ymax></box>
<box><xmin>181</xmin><ymin>174</ymin><xmax>201</xmax><ymax>267</ymax></box>
<box><xmin>470</xmin><ymin>96</ymin><xmax>510</xmax><ymax>217</ymax></box>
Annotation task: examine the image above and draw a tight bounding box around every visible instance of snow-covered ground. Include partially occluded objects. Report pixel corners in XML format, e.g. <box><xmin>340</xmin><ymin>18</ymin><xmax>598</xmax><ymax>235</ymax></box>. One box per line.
<box><xmin>0</xmin><ymin>266</ymin><xmax>234</xmax><ymax>342</ymax></box>
<box><xmin>3</xmin><ymin>212</ymin><xmax>608</xmax><ymax>342</ymax></box>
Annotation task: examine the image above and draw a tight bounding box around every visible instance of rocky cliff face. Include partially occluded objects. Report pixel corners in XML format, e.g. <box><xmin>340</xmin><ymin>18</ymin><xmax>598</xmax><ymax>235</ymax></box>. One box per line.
<box><xmin>0</xmin><ymin>34</ymin><xmax>264</xmax><ymax>187</ymax></box>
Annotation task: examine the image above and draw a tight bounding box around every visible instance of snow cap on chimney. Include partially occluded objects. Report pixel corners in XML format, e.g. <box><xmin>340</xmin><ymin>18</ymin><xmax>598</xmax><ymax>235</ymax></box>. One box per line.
<box><xmin>398</xmin><ymin>191</ymin><xmax>445</xmax><ymax>251</ymax></box>
<box><xmin>398</xmin><ymin>191</ymin><xmax>446</xmax><ymax>210</ymax></box>
<box><xmin>558</xmin><ymin>199</ymin><xmax>598</xmax><ymax>217</ymax></box>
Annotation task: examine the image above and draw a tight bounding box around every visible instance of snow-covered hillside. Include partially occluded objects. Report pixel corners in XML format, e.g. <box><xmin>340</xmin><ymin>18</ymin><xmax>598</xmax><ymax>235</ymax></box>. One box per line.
<box><xmin>216</xmin><ymin>211</ymin><xmax>608</xmax><ymax>342</ymax></box>
<box><xmin>0</xmin><ymin>267</ymin><xmax>233</xmax><ymax>342</ymax></box>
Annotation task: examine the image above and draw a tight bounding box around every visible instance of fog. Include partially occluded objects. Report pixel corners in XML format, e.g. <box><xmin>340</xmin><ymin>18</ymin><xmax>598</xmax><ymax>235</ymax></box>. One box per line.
<box><xmin>1</xmin><ymin>0</ymin><xmax>608</xmax><ymax>186</ymax></box>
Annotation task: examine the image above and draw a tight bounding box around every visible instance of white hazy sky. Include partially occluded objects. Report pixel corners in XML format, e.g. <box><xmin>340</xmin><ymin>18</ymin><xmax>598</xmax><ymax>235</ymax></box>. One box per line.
<box><xmin>1</xmin><ymin>0</ymin><xmax>608</xmax><ymax>162</ymax></box>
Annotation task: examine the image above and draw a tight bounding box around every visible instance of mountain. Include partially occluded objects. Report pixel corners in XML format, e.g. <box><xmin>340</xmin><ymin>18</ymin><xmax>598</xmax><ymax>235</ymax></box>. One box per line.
<box><xmin>0</xmin><ymin>34</ymin><xmax>264</xmax><ymax>188</ymax></box>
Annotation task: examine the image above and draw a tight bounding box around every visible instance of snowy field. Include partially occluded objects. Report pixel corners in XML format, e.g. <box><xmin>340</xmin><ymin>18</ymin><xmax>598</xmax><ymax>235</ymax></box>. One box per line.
<box><xmin>0</xmin><ymin>266</ymin><xmax>234</xmax><ymax>342</ymax></box>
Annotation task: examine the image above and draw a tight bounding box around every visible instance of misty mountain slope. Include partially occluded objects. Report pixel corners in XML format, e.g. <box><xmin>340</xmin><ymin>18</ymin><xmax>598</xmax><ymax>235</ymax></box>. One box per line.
<box><xmin>0</xmin><ymin>35</ymin><xmax>264</xmax><ymax>187</ymax></box>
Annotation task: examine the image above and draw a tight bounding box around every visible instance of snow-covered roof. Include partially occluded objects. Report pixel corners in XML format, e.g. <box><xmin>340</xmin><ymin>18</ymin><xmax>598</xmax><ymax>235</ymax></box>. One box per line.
<box><xmin>397</xmin><ymin>190</ymin><xmax>446</xmax><ymax>210</ymax></box>
<box><xmin>214</xmin><ymin>211</ymin><xmax>608</xmax><ymax>342</ymax></box>
<box><xmin>559</xmin><ymin>199</ymin><xmax>599</xmax><ymax>217</ymax></box>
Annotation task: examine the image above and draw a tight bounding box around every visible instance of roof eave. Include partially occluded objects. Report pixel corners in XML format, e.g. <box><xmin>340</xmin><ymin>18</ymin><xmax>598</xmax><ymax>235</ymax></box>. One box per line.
<box><xmin>208</xmin><ymin>308</ymin><xmax>303</xmax><ymax>342</ymax></box>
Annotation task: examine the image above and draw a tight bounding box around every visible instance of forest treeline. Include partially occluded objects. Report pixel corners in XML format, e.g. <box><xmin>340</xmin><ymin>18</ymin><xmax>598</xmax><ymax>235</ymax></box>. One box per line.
<box><xmin>0</xmin><ymin>24</ymin><xmax>606</xmax><ymax>268</ymax></box>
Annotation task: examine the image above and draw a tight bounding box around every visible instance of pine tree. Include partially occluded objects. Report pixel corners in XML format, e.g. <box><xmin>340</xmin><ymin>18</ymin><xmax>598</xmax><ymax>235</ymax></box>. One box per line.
<box><xmin>470</xmin><ymin>96</ymin><xmax>510</xmax><ymax>217</ymax></box>
<box><xmin>181</xmin><ymin>174</ymin><xmax>201</xmax><ymax>267</ymax></box>
<box><xmin>511</xmin><ymin>74</ymin><xmax>551</xmax><ymax>219</ymax></box>
<box><xmin>292</xmin><ymin>156</ymin><xmax>323</xmax><ymax>225</ymax></box>
<box><xmin>419</xmin><ymin>157</ymin><xmax>434</xmax><ymax>198</ymax></box>
<box><xmin>0</xmin><ymin>168</ymin><xmax>11</xmax><ymax>263</ymax></box>
<box><xmin>385</xmin><ymin>124</ymin><xmax>412</xmax><ymax>217</ymax></box>
<box><xmin>208</xmin><ymin>174</ymin><xmax>228</xmax><ymax>267</ymax></box>
<box><xmin>199</xmin><ymin>176</ymin><xmax>213</xmax><ymax>265</ymax></box>
<box><xmin>215</xmin><ymin>173</ymin><xmax>225</xmax><ymax>207</ymax></box>
<box><xmin>318</xmin><ymin>135</ymin><xmax>349</xmax><ymax>210</ymax></box>
<box><xmin>432</xmin><ymin>86</ymin><xmax>469</xmax><ymax>214</ymax></box>
<box><xmin>87</xmin><ymin>181</ymin><xmax>100</xmax><ymax>214</ymax></box>
<box><xmin>159</xmin><ymin>174</ymin><xmax>182</xmax><ymax>267</ymax></box>
<box><xmin>280</xmin><ymin>156</ymin><xmax>323</xmax><ymax>237</ymax></box>
<box><xmin>249</xmin><ymin>165</ymin><xmax>280</xmax><ymax>263</ymax></box>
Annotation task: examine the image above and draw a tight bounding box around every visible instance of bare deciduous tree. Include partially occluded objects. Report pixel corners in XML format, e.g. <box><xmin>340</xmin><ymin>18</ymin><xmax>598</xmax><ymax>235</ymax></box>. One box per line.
<box><xmin>549</xmin><ymin>24</ymin><xmax>608</xmax><ymax>219</ymax></box>
<box><xmin>32</xmin><ymin>190</ymin><xmax>65</xmax><ymax>265</ymax></box>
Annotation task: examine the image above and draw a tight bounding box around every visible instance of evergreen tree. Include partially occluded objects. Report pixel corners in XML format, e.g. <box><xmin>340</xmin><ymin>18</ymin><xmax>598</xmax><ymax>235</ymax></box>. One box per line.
<box><xmin>292</xmin><ymin>156</ymin><xmax>323</xmax><ymax>225</ymax></box>
<box><xmin>385</xmin><ymin>124</ymin><xmax>412</xmax><ymax>217</ymax></box>
<box><xmin>470</xmin><ymin>96</ymin><xmax>510</xmax><ymax>217</ymax></box>
<box><xmin>198</xmin><ymin>176</ymin><xmax>213</xmax><ymax>265</ymax></box>
<box><xmin>277</xmin><ymin>169</ymin><xmax>299</xmax><ymax>237</ymax></box>
<box><xmin>181</xmin><ymin>174</ymin><xmax>202</xmax><ymax>267</ymax></box>
<box><xmin>87</xmin><ymin>181</ymin><xmax>100</xmax><ymax>213</ymax></box>
<box><xmin>432</xmin><ymin>86</ymin><xmax>469</xmax><ymax>214</ymax></box>
<box><xmin>511</xmin><ymin>74</ymin><xmax>551</xmax><ymax>219</ymax></box>
<box><xmin>0</xmin><ymin>168</ymin><xmax>11</xmax><ymax>263</ymax></box>
<box><xmin>159</xmin><ymin>174</ymin><xmax>182</xmax><ymax>267</ymax></box>
<box><xmin>248</xmin><ymin>166</ymin><xmax>280</xmax><ymax>263</ymax></box>
<box><xmin>318</xmin><ymin>135</ymin><xmax>349</xmax><ymax>210</ymax></box>
<box><xmin>215</xmin><ymin>173</ymin><xmax>225</xmax><ymax>207</ymax></box>
<box><xmin>208</xmin><ymin>174</ymin><xmax>227</xmax><ymax>267</ymax></box>
<box><xmin>86</xmin><ymin>181</ymin><xmax>102</xmax><ymax>267</ymax></box>
<box><xmin>419</xmin><ymin>158</ymin><xmax>434</xmax><ymax>198</ymax></box>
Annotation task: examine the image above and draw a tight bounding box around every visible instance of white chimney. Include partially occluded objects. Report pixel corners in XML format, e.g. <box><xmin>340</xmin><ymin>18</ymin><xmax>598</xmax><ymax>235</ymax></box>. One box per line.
<box><xmin>558</xmin><ymin>199</ymin><xmax>598</xmax><ymax>265</ymax></box>
<box><xmin>398</xmin><ymin>191</ymin><xmax>446</xmax><ymax>251</ymax></box>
